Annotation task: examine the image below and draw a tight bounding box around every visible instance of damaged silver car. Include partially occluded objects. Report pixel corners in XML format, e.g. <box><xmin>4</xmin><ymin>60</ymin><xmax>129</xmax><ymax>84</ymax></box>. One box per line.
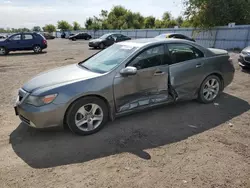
<box><xmin>15</xmin><ymin>38</ymin><xmax>235</xmax><ymax>135</ymax></box>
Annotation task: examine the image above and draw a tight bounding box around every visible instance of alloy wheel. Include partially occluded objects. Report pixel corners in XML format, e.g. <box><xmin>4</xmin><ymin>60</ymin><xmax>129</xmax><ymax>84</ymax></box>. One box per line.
<box><xmin>34</xmin><ymin>46</ymin><xmax>41</xmax><ymax>53</ymax></box>
<box><xmin>74</xmin><ymin>103</ymin><xmax>104</xmax><ymax>132</ymax></box>
<box><xmin>203</xmin><ymin>78</ymin><xmax>220</xmax><ymax>101</ymax></box>
<box><xmin>0</xmin><ymin>47</ymin><xmax>6</xmax><ymax>55</ymax></box>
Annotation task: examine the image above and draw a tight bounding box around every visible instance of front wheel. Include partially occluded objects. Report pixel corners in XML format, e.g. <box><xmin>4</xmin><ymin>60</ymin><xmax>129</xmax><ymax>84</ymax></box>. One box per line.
<box><xmin>33</xmin><ymin>45</ymin><xmax>42</xmax><ymax>53</ymax></box>
<box><xmin>198</xmin><ymin>75</ymin><xmax>222</xmax><ymax>103</ymax></box>
<box><xmin>66</xmin><ymin>97</ymin><xmax>109</xmax><ymax>136</ymax></box>
<box><xmin>99</xmin><ymin>43</ymin><xmax>105</xmax><ymax>49</ymax></box>
<box><xmin>0</xmin><ymin>47</ymin><xmax>8</xmax><ymax>55</ymax></box>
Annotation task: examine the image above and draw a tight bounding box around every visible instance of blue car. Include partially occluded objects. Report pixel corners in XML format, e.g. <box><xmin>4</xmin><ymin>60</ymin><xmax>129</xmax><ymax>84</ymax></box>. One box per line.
<box><xmin>0</xmin><ymin>32</ymin><xmax>47</xmax><ymax>55</ymax></box>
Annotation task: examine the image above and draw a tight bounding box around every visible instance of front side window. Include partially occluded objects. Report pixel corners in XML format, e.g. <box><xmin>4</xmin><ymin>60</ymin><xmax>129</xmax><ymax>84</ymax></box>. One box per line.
<box><xmin>23</xmin><ymin>34</ymin><xmax>33</xmax><ymax>40</ymax></box>
<box><xmin>80</xmin><ymin>44</ymin><xmax>138</xmax><ymax>73</ymax></box>
<box><xmin>129</xmin><ymin>45</ymin><xmax>165</xmax><ymax>70</ymax></box>
<box><xmin>167</xmin><ymin>43</ymin><xmax>204</xmax><ymax>64</ymax></box>
<box><xmin>9</xmin><ymin>34</ymin><xmax>21</xmax><ymax>41</ymax></box>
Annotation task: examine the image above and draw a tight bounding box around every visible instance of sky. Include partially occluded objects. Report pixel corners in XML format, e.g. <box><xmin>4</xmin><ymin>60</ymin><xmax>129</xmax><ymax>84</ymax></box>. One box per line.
<box><xmin>0</xmin><ymin>0</ymin><xmax>184</xmax><ymax>29</ymax></box>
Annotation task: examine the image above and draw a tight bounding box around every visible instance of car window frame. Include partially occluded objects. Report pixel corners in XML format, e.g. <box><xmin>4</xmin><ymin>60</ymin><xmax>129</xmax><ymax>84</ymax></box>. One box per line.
<box><xmin>9</xmin><ymin>34</ymin><xmax>22</xmax><ymax>41</ymax></box>
<box><xmin>126</xmin><ymin>44</ymin><xmax>170</xmax><ymax>70</ymax></box>
<box><xmin>22</xmin><ymin>34</ymin><xmax>34</xmax><ymax>40</ymax></box>
<box><xmin>166</xmin><ymin>43</ymin><xmax>205</xmax><ymax>66</ymax></box>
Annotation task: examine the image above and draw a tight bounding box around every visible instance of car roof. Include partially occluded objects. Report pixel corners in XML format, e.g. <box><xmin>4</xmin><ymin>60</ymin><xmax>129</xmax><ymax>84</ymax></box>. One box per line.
<box><xmin>118</xmin><ymin>38</ymin><xmax>192</xmax><ymax>47</ymax></box>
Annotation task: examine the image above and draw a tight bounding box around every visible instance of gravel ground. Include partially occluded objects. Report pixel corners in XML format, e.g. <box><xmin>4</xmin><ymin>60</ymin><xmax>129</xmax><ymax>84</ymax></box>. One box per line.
<box><xmin>0</xmin><ymin>39</ymin><xmax>249</xmax><ymax>188</ymax></box>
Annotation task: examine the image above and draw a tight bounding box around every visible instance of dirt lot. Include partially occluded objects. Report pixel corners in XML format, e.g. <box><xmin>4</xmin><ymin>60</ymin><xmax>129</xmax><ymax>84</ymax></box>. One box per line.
<box><xmin>0</xmin><ymin>39</ymin><xmax>249</xmax><ymax>188</ymax></box>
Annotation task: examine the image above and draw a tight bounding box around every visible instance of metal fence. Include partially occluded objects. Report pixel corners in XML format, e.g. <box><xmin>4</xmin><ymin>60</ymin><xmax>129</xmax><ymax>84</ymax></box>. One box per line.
<box><xmin>57</xmin><ymin>25</ymin><xmax>250</xmax><ymax>50</ymax></box>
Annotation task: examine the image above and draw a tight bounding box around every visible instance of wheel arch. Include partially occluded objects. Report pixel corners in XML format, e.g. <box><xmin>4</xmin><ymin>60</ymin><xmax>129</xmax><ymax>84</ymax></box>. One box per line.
<box><xmin>63</xmin><ymin>94</ymin><xmax>113</xmax><ymax>129</ymax></box>
<box><xmin>196</xmin><ymin>72</ymin><xmax>224</xmax><ymax>97</ymax></box>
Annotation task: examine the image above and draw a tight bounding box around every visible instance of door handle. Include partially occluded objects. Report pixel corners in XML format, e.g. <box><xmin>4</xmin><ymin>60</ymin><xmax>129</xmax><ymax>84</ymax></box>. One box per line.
<box><xmin>196</xmin><ymin>63</ymin><xmax>202</xmax><ymax>68</ymax></box>
<box><xmin>154</xmin><ymin>71</ymin><xmax>165</xmax><ymax>76</ymax></box>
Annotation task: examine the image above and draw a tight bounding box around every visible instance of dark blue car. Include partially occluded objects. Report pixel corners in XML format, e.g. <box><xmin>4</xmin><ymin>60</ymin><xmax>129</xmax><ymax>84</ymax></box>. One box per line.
<box><xmin>0</xmin><ymin>32</ymin><xmax>47</xmax><ymax>55</ymax></box>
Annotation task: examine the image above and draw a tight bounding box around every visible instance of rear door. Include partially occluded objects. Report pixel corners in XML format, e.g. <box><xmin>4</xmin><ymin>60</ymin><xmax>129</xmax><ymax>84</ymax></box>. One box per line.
<box><xmin>114</xmin><ymin>44</ymin><xmax>170</xmax><ymax>113</ymax></box>
<box><xmin>21</xmin><ymin>34</ymin><xmax>34</xmax><ymax>49</ymax></box>
<box><xmin>167</xmin><ymin>43</ymin><xmax>206</xmax><ymax>99</ymax></box>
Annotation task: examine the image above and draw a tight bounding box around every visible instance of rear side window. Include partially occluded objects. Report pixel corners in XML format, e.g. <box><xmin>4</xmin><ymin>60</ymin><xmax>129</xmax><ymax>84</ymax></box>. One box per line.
<box><xmin>34</xmin><ymin>33</ymin><xmax>46</xmax><ymax>40</ymax></box>
<box><xmin>23</xmin><ymin>34</ymin><xmax>33</xmax><ymax>40</ymax></box>
<box><xmin>167</xmin><ymin>43</ymin><xmax>204</xmax><ymax>64</ymax></box>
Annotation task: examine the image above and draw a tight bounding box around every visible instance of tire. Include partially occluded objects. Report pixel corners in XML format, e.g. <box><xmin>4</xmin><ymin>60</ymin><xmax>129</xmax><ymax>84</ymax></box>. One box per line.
<box><xmin>0</xmin><ymin>47</ymin><xmax>8</xmax><ymax>55</ymax></box>
<box><xmin>99</xmin><ymin>43</ymin><xmax>105</xmax><ymax>49</ymax></box>
<box><xmin>66</xmin><ymin>96</ymin><xmax>109</xmax><ymax>136</ymax></box>
<box><xmin>33</xmin><ymin>45</ymin><xmax>42</xmax><ymax>53</ymax></box>
<box><xmin>72</xmin><ymin>38</ymin><xmax>76</xmax><ymax>41</ymax></box>
<box><xmin>198</xmin><ymin>75</ymin><xmax>222</xmax><ymax>104</ymax></box>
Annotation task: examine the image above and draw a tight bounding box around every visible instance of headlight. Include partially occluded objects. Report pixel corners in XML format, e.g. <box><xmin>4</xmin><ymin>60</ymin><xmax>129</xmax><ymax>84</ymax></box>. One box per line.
<box><xmin>25</xmin><ymin>94</ymin><xmax>58</xmax><ymax>106</ymax></box>
<box><xmin>242</xmin><ymin>51</ymin><xmax>250</xmax><ymax>56</ymax></box>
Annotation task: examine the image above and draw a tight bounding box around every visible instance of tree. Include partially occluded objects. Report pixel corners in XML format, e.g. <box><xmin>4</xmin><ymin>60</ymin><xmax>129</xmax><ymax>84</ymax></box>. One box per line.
<box><xmin>85</xmin><ymin>18</ymin><xmax>93</xmax><ymax>29</ymax></box>
<box><xmin>73</xmin><ymin>21</ymin><xmax>81</xmax><ymax>30</ymax></box>
<box><xmin>162</xmin><ymin>11</ymin><xmax>172</xmax><ymax>21</ymax></box>
<box><xmin>176</xmin><ymin>16</ymin><xmax>184</xmax><ymax>26</ymax></box>
<box><xmin>144</xmin><ymin>16</ymin><xmax>155</xmax><ymax>28</ymax></box>
<box><xmin>57</xmin><ymin>20</ymin><xmax>72</xmax><ymax>31</ymax></box>
<box><xmin>32</xmin><ymin>26</ymin><xmax>42</xmax><ymax>32</ymax></box>
<box><xmin>184</xmin><ymin>0</ymin><xmax>250</xmax><ymax>28</ymax></box>
<box><xmin>155</xmin><ymin>19</ymin><xmax>163</xmax><ymax>28</ymax></box>
<box><xmin>43</xmin><ymin>24</ymin><xmax>56</xmax><ymax>33</ymax></box>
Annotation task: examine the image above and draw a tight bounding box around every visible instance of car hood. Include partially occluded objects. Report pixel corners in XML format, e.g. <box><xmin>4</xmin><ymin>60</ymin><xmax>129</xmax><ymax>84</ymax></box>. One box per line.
<box><xmin>23</xmin><ymin>64</ymin><xmax>101</xmax><ymax>93</ymax></box>
<box><xmin>243</xmin><ymin>46</ymin><xmax>250</xmax><ymax>53</ymax></box>
<box><xmin>89</xmin><ymin>38</ymin><xmax>103</xmax><ymax>43</ymax></box>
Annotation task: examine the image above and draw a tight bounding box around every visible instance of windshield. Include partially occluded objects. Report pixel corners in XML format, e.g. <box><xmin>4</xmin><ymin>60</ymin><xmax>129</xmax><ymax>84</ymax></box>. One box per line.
<box><xmin>80</xmin><ymin>44</ymin><xmax>138</xmax><ymax>73</ymax></box>
<box><xmin>99</xmin><ymin>34</ymin><xmax>110</xmax><ymax>39</ymax></box>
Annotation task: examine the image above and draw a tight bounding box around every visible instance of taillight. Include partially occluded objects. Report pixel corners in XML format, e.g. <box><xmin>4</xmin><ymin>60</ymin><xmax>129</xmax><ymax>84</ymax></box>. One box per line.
<box><xmin>43</xmin><ymin>40</ymin><xmax>47</xmax><ymax>45</ymax></box>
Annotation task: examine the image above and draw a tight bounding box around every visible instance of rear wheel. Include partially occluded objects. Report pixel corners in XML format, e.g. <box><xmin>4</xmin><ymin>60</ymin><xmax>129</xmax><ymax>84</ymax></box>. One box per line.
<box><xmin>66</xmin><ymin>97</ymin><xmax>109</xmax><ymax>135</ymax></box>
<box><xmin>198</xmin><ymin>75</ymin><xmax>222</xmax><ymax>103</ymax></box>
<box><xmin>0</xmin><ymin>47</ymin><xmax>8</xmax><ymax>55</ymax></box>
<box><xmin>33</xmin><ymin>45</ymin><xmax>42</xmax><ymax>53</ymax></box>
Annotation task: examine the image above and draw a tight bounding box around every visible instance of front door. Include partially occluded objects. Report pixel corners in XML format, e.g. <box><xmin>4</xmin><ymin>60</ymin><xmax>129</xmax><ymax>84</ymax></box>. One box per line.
<box><xmin>167</xmin><ymin>43</ymin><xmax>206</xmax><ymax>99</ymax></box>
<box><xmin>114</xmin><ymin>44</ymin><xmax>170</xmax><ymax>113</ymax></box>
<box><xmin>105</xmin><ymin>35</ymin><xmax>115</xmax><ymax>46</ymax></box>
<box><xmin>5</xmin><ymin>34</ymin><xmax>22</xmax><ymax>50</ymax></box>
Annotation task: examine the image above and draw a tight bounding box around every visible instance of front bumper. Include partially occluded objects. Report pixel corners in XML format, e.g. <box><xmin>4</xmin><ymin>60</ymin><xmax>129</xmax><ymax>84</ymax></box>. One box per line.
<box><xmin>88</xmin><ymin>42</ymin><xmax>99</xmax><ymax>47</ymax></box>
<box><xmin>238</xmin><ymin>55</ymin><xmax>250</xmax><ymax>68</ymax></box>
<box><xmin>14</xmin><ymin>91</ymin><xmax>67</xmax><ymax>129</ymax></box>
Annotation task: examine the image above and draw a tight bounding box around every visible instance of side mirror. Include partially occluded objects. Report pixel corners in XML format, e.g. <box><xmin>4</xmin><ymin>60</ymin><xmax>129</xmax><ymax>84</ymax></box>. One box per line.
<box><xmin>120</xmin><ymin>66</ymin><xmax>137</xmax><ymax>76</ymax></box>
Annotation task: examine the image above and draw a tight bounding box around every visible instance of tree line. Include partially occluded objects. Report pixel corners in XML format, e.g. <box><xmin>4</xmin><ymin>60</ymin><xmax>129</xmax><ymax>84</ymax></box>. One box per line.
<box><xmin>1</xmin><ymin>0</ymin><xmax>249</xmax><ymax>33</ymax></box>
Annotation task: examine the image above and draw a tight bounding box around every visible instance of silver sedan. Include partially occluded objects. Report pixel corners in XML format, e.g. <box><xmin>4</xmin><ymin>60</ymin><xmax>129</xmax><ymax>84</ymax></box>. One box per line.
<box><xmin>14</xmin><ymin>38</ymin><xmax>235</xmax><ymax>135</ymax></box>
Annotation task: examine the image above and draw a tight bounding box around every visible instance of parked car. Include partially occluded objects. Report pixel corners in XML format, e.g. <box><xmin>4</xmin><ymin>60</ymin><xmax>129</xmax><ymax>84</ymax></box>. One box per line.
<box><xmin>43</xmin><ymin>32</ymin><xmax>55</xmax><ymax>40</ymax></box>
<box><xmin>69</xmin><ymin>33</ymin><xmax>92</xmax><ymax>41</ymax></box>
<box><xmin>155</xmin><ymin>33</ymin><xmax>196</xmax><ymax>42</ymax></box>
<box><xmin>239</xmin><ymin>46</ymin><xmax>250</xmax><ymax>69</ymax></box>
<box><xmin>89</xmin><ymin>33</ymin><xmax>131</xmax><ymax>49</ymax></box>
<box><xmin>0</xmin><ymin>32</ymin><xmax>47</xmax><ymax>55</ymax></box>
<box><xmin>14</xmin><ymin>38</ymin><xmax>235</xmax><ymax>135</ymax></box>
<box><xmin>0</xmin><ymin>35</ymin><xmax>6</xmax><ymax>39</ymax></box>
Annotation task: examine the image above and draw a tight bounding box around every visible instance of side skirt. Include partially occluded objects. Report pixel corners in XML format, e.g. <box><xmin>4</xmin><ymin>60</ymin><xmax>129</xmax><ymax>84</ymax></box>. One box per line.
<box><xmin>115</xmin><ymin>96</ymin><xmax>175</xmax><ymax>118</ymax></box>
